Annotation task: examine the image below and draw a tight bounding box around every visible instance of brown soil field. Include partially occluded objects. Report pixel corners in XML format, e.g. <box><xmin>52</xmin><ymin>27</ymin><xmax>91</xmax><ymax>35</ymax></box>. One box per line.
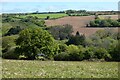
<box><xmin>45</xmin><ymin>15</ymin><xmax>119</xmax><ymax>36</ymax></box>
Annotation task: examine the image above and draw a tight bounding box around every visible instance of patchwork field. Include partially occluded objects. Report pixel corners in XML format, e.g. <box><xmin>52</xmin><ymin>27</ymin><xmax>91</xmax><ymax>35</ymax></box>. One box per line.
<box><xmin>45</xmin><ymin>15</ymin><xmax>118</xmax><ymax>36</ymax></box>
<box><xmin>2</xmin><ymin>59</ymin><xmax>118</xmax><ymax>78</ymax></box>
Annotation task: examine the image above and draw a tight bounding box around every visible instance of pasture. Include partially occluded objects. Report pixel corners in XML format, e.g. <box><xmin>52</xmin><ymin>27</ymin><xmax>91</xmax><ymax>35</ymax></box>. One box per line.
<box><xmin>18</xmin><ymin>13</ymin><xmax>68</xmax><ymax>19</ymax></box>
<box><xmin>2</xmin><ymin>59</ymin><xmax>118</xmax><ymax>78</ymax></box>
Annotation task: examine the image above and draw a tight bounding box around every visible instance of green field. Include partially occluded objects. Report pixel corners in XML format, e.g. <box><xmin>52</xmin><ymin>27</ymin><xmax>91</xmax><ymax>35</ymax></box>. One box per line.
<box><xmin>18</xmin><ymin>13</ymin><xmax>68</xmax><ymax>19</ymax></box>
<box><xmin>2</xmin><ymin>59</ymin><xmax>118</xmax><ymax>78</ymax></box>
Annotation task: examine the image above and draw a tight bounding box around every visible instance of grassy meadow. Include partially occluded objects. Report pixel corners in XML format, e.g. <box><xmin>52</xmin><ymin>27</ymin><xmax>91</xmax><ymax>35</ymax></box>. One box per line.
<box><xmin>17</xmin><ymin>13</ymin><xmax>68</xmax><ymax>19</ymax></box>
<box><xmin>2</xmin><ymin>59</ymin><xmax>118</xmax><ymax>78</ymax></box>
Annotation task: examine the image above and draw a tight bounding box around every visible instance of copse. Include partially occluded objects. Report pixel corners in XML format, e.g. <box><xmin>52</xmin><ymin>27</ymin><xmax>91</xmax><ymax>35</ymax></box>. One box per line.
<box><xmin>66</xmin><ymin>31</ymin><xmax>85</xmax><ymax>46</ymax></box>
<box><xmin>16</xmin><ymin>27</ymin><xmax>59</xmax><ymax>60</ymax></box>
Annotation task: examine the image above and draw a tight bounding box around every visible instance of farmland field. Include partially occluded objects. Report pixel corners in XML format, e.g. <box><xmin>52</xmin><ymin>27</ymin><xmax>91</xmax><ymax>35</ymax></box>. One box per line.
<box><xmin>17</xmin><ymin>13</ymin><xmax>68</xmax><ymax>19</ymax></box>
<box><xmin>2</xmin><ymin>59</ymin><xmax>118</xmax><ymax>78</ymax></box>
<box><xmin>45</xmin><ymin>15</ymin><xmax>119</xmax><ymax>36</ymax></box>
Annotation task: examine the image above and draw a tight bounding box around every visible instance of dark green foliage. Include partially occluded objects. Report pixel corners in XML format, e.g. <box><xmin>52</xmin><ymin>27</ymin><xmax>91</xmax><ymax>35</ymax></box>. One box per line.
<box><xmin>65</xmin><ymin>10</ymin><xmax>92</xmax><ymax>16</ymax></box>
<box><xmin>89</xmin><ymin>18</ymin><xmax>120</xmax><ymax>27</ymax></box>
<box><xmin>5</xmin><ymin>26</ymin><xmax>22</xmax><ymax>36</ymax></box>
<box><xmin>94</xmin><ymin>48</ymin><xmax>108</xmax><ymax>59</ymax></box>
<box><xmin>45</xmin><ymin>16</ymin><xmax>50</xmax><ymax>20</ymax></box>
<box><xmin>66</xmin><ymin>32</ymin><xmax>85</xmax><ymax>46</ymax></box>
<box><xmin>54</xmin><ymin>45</ymin><xmax>84</xmax><ymax>61</ymax></box>
<box><xmin>2</xmin><ymin>35</ymin><xmax>17</xmax><ymax>53</ymax></box>
<box><xmin>2</xmin><ymin>47</ymin><xmax>20</xmax><ymax>59</ymax></box>
<box><xmin>48</xmin><ymin>24</ymin><xmax>73</xmax><ymax>40</ymax></box>
<box><xmin>83</xmin><ymin>47</ymin><xmax>95</xmax><ymax>59</ymax></box>
<box><xmin>66</xmin><ymin>45</ymin><xmax>84</xmax><ymax>61</ymax></box>
<box><xmin>109</xmin><ymin>43</ymin><xmax>120</xmax><ymax>61</ymax></box>
<box><xmin>16</xmin><ymin>27</ymin><xmax>59</xmax><ymax>60</ymax></box>
<box><xmin>58</xmin><ymin>44</ymin><xmax>67</xmax><ymax>53</ymax></box>
<box><xmin>54</xmin><ymin>52</ymin><xmax>69</xmax><ymax>61</ymax></box>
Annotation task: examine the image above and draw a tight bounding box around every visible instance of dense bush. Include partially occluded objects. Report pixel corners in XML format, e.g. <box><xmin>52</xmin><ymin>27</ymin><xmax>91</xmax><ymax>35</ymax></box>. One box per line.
<box><xmin>109</xmin><ymin>43</ymin><xmax>120</xmax><ymax>61</ymax></box>
<box><xmin>58</xmin><ymin>44</ymin><xmax>67</xmax><ymax>53</ymax></box>
<box><xmin>54</xmin><ymin>52</ymin><xmax>69</xmax><ymax>61</ymax></box>
<box><xmin>54</xmin><ymin>45</ymin><xmax>84</xmax><ymax>61</ymax></box>
<box><xmin>66</xmin><ymin>45</ymin><xmax>83</xmax><ymax>61</ymax></box>
<box><xmin>94</xmin><ymin>48</ymin><xmax>108</xmax><ymax>59</ymax></box>
<box><xmin>83</xmin><ymin>47</ymin><xmax>95</xmax><ymax>59</ymax></box>
<box><xmin>16</xmin><ymin>27</ymin><xmax>59</xmax><ymax>60</ymax></box>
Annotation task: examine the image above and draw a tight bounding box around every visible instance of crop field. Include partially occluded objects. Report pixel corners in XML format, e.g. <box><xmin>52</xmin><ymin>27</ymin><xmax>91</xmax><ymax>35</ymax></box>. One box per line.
<box><xmin>45</xmin><ymin>15</ymin><xmax>118</xmax><ymax>36</ymax></box>
<box><xmin>18</xmin><ymin>13</ymin><xmax>68</xmax><ymax>19</ymax></box>
<box><xmin>2</xmin><ymin>59</ymin><xmax>118</xmax><ymax>78</ymax></box>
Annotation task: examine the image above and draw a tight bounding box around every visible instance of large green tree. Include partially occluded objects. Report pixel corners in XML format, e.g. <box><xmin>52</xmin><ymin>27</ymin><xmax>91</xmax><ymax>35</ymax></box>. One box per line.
<box><xmin>16</xmin><ymin>27</ymin><xmax>59</xmax><ymax>60</ymax></box>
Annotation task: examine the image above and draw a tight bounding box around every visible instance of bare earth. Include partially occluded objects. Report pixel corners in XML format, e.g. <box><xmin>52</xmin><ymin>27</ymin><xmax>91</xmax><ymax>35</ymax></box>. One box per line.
<box><xmin>45</xmin><ymin>15</ymin><xmax>118</xmax><ymax>36</ymax></box>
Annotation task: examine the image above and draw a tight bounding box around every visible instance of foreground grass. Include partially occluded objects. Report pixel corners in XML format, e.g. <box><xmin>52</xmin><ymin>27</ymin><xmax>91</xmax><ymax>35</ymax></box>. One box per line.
<box><xmin>2</xmin><ymin>59</ymin><xmax>118</xmax><ymax>78</ymax></box>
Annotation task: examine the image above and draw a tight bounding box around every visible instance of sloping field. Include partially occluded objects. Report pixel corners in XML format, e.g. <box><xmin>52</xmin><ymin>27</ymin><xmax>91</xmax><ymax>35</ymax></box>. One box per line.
<box><xmin>45</xmin><ymin>15</ymin><xmax>118</xmax><ymax>36</ymax></box>
<box><xmin>45</xmin><ymin>16</ymin><xmax>95</xmax><ymax>28</ymax></box>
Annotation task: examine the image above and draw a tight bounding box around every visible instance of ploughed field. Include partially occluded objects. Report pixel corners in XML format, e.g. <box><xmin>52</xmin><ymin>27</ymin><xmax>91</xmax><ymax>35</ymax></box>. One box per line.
<box><xmin>45</xmin><ymin>15</ymin><xmax>118</xmax><ymax>36</ymax></box>
<box><xmin>2</xmin><ymin>59</ymin><xmax>118</xmax><ymax>78</ymax></box>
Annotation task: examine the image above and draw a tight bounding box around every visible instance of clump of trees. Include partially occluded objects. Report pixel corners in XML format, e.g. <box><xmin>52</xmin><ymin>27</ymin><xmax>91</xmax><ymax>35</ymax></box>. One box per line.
<box><xmin>89</xmin><ymin>18</ymin><xmax>120</xmax><ymax>27</ymax></box>
<box><xmin>66</xmin><ymin>31</ymin><xmax>85</xmax><ymax>46</ymax></box>
<box><xmin>48</xmin><ymin>24</ymin><xmax>73</xmax><ymax>40</ymax></box>
<box><xmin>65</xmin><ymin>10</ymin><xmax>93</xmax><ymax>16</ymax></box>
<box><xmin>15</xmin><ymin>27</ymin><xmax>59</xmax><ymax>60</ymax></box>
<box><xmin>2</xmin><ymin>27</ymin><xmax>120</xmax><ymax>61</ymax></box>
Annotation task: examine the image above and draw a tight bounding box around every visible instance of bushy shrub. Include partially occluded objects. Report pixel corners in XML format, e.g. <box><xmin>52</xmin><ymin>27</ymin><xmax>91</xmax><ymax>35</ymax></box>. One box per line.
<box><xmin>83</xmin><ymin>47</ymin><xmax>95</xmax><ymax>59</ymax></box>
<box><xmin>109</xmin><ymin>43</ymin><xmax>120</xmax><ymax>61</ymax></box>
<box><xmin>66</xmin><ymin>45</ymin><xmax>84</xmax><ymax>61</ymax></box>
<box><xmin>58</xmin><ymin>44</ymin><xmax>67</xmax><ymax>53</ymax></box>
<box><xmin>2</xmin><ymin>47</ymin><xmax>20</xmax><ymax>59</ymax></box>
<box><xmin>94</xmin><ymin>48</ymin><xmax>108</xmax><ymax>59</ymax></box>
<box><xmin>54</xmin><ymin>52</ymin><xmax>69</xmax><ymax>61</ymax></box>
